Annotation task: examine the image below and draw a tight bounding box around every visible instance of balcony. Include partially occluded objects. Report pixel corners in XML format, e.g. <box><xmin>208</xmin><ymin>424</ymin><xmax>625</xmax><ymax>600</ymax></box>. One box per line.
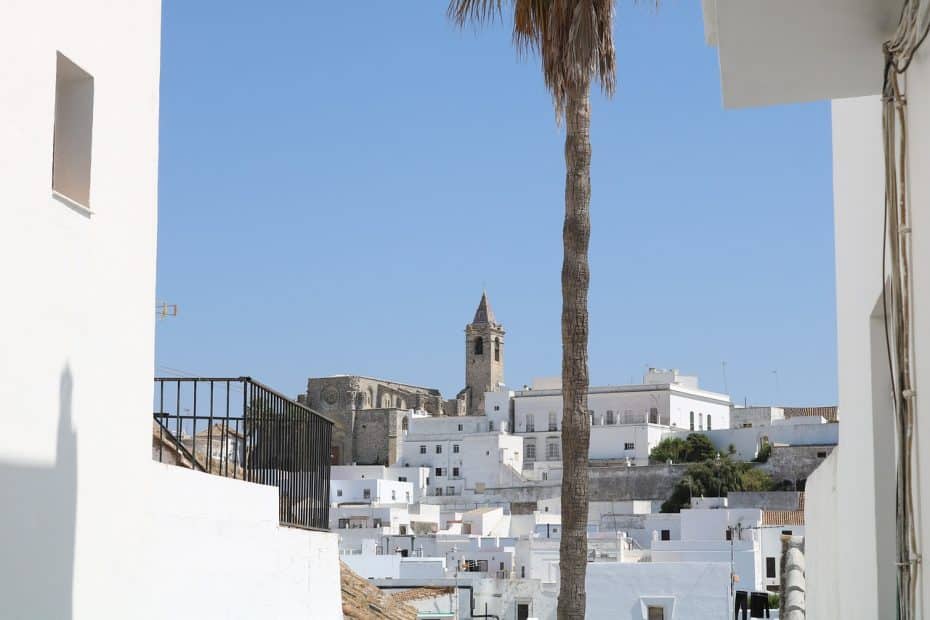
<box><xmin>153</xmin><ymin>376</ymin><xmax>334</xmax><ymax>530</ymax></box>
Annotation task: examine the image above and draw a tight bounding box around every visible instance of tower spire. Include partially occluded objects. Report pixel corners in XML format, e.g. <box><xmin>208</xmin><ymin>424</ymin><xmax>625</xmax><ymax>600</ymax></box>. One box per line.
<box><xmin>472</xmin><ymin>291</ymin><xmax>496</xmax><ymax>326</ymax></box>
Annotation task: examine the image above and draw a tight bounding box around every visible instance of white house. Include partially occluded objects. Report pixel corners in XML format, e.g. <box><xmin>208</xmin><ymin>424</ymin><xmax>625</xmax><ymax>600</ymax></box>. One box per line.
<box><xmin>396</xmin><ymin>414</ymin><xmax>524</xmax><ymax>496</ymax></box>
<box><xmin>511</xmin><ymin>369</ymin><xmax>731</xmax><ymax>468</ymax></box>
<box><xmin>702</xmin><ymin>1</ymin><xmax>930</xmax><ymax>617</ymax></box>
<box><xmin>0</xmin><ymin>2</ymin><xmax>342</xmax><ymax>617</ymax></box>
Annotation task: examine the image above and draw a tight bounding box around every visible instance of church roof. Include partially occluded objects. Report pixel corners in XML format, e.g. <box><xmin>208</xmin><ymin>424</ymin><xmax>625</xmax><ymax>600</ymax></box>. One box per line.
<box><xmin>472</xmin><ymin>291</ymin><xmax>497</xmax><ymax>325</ymax></box>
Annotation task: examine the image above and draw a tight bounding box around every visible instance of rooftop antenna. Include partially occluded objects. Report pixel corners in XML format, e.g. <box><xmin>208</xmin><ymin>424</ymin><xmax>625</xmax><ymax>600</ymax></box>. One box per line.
<box><xmin>156</xmin><ymin>301</ymin><xmax>178</xmax><ymax>321</ymax></box>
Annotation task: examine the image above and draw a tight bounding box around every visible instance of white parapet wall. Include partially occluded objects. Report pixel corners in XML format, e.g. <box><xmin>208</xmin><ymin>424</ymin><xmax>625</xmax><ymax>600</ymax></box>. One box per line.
<box><xmin>586</xmin><ymin>561</ymin><xmax>731</xmax><ymax>619</ymax></box>
<box><xmin>149</xmin><ymin>464</ymin><xmax>343</xmax><ymax>619</ymax></box>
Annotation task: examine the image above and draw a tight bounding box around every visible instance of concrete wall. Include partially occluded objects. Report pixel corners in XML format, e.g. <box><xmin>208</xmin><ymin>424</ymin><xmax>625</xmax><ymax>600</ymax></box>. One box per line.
<box><xmin>586</xmin><ymin>562</ymin><xmax>731</xmax><ymax>619</ymax></box>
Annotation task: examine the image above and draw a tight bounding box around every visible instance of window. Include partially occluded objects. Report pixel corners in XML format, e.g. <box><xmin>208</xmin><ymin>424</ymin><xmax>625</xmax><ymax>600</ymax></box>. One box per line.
<box><xmin>699</xmin><ymin>413</ymin><xmax>704</xmax><ymax>430</ymax></box>
<box><xmin>494</xmin><ymin>405</ymin><xmax>500</xmax><ymax>411</ymax></box>
<box><xmin>406</xmin><ymin>492</ymin><xmax>411</xmax><ymax>503</ymax></box>
<box><xmin>649</xmin><ymin>407</ymin><xmax>659</xmax><ymax>424</ymax></box>
<box><xmin>494</xmin><ymin>337</ymin><xmax>501</xmax><ymax>361</ymax></box>
<box><xmin>782</xmin><ymin>529</ymin><xmax>793</xmax><ymax>536</ymax></box>
<box><xmin>336</xmin><ymin>489</ymin><xmax>343</xmax><ymax>497</ymax></box>
<box><xmin>398</xmin><ymin>476</ymin><xmax>407</xmax><ymax>482</ymax></box>
<box><xmin>436</xmin><ymin>445</ymin><xmax>442</xmax><ymax>454</ymax></box>
<box><xmin>817</xmin><ymin>451</ymin><xmax>827</xmax><ymax>458</ymax></box>
<box><xmin>766</xmin><ymin>557</ymin><xmax>777</xmax><ymax>579</ymax></box>
<box><xmin>446</xmin><ymin>486</ymin><xmax>455</xmax><ymax>495</ymax></box>
<box><xmin>402</xmin><ymin>417</ymin><xmax>408</xmax><ymax>431</ymax></box>
<box><xmin>647</xmin><ymin>607</ymin><xmax>665</xmax><ymax>620</ymax></box>
<box><xmin>588</xmin><ymin>410</ymin><xmax>595</xmax><ymax>426</ymax></box>
<box><xmin>363</xmin><ymin>488</ymin><xmax>371</xmax><ymax>499</ymax></box>
<box><xmin>660</xmin><ymin>529</ymin><xmax>670</xmax><ymax>541</ymax></box>
<box><xmin>52</xmin><ymin>53</ymin><xmax>94</xmax><ymax>208</ymax></box>
<box><xmin>452</xmin><ymin>467</ymin><xmax>460</xmax><ymax>478</ymax></box>
<box><xmin>391</xmin><ymin>490</ymin><xmax>396</xmax><ymax>501</ymax></box>
<box><xmin>453</xmin><ymin>444</ymin><xmax>460</xmax><ymax>453</ymax></box>
<box><xmin>546</xmin><ymin>440</ymin><xmax>560</xmax><ymax>460</ymax></box>
<box><xmin>435</xmin><ymin>467</ymin><xmax>443</xmax><ymax>477</ymax></box>
<box><xmin>420</xmin><ymin>445</ymin><xmax>426</xmax><ymax>454</ymax></box>
<box><xmin>549</xmin><ymin>411</ymin><xmax>558</xmax><ymax>431</ymax></box>
<box><xmin>525</xmin><ymin>441</ymin><xmax>536</xmax><ymax>460</ymax></box>
<box><xmin>488</xmin><ymin>421</ymin><xmax>494</xmax><ymax>431</ymax></box>
<box><xmin>525</xmin><ymin>415</ymin><xmax>535</xmax><ymax>432</ymax></box>
<box><xmin>690</xmin><ymin>411</ymin><xmax>695</xmax><ymax>431</ymax></box>
<box><xmin>725</xmin><ymin>529</ymin><xmax>732</xmax><ymax>541</ymax></box>
<box><xmin>624</xmin><ymin>442</ymin><xmax>635</xmax><ymax>451</ymax></box>
<box><xmin>474</xmin><ymin>337</ymin><xmax>484</xmax><ymax>355</ymax></box>
<box><xmin>606</xmin><ymin>410</ymin><xmax>615</xmax><ymax>425</ymax></box>
<box><xmin>458</xmin><ymin>424</ymin><xmax>463</xmax><ymax>431</ymax></box>
<box><xmin>707</xmin><ymin>414</ymin><xmax>712</xmax><ymax>430</ymax></box>
<box><xmin>338</xmin><ymin>518</ymin><xmax>349</xmax><ymax>529</ymax></box>
<box><xmin>542</xmin><ymin>471</ymin><xmax>548</xmax><ymax>481</ymax></box>
<box><xmin>435</xmin><ymin>488</ymin><xmax>443</xmax><ymax>496</ymax></box>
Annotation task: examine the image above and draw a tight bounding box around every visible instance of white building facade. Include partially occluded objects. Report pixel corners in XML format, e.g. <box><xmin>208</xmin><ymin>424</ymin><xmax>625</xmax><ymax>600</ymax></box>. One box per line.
<box><xmin>511</xmin><ymin>369</ymin><xmax>731</xmax><ymax>468</ymax></box>
<box><xmin>0</xmin><ymin>2</ymin><xmax>342</xmax><ymax>617</ymax></box>
<box><xmin>702</xmin><ymin>1</ymin><xmax>930</xmax><ymax>618</ymax></box>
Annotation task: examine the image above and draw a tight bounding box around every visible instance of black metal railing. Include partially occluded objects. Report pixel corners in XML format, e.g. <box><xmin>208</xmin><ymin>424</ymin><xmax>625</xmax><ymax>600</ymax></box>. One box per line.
<box><xmin>153</xmin><ymin>377</ymin><xmax>333</xmax><ymax>530</ymax></box>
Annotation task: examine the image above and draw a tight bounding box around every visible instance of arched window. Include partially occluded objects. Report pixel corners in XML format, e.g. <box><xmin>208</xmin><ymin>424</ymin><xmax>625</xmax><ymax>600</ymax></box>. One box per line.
<box><xmin>474</xmin><ymin>337</ymin><xmax>484</xmax><ymax>355</ymax></box>
<box><xmin>690</xmin><ymin>411</ymin><xmax>695</xmax><ymax>431</ymax></box>
<box><xmin>494</xmin><ymin>337</ymin><xmax>501</xmax><ymax>362</ymax></box>
<box><xmin>402</xmin><ymin>417</ymin><xmax>409</xmax><ymax>431</ymax></box>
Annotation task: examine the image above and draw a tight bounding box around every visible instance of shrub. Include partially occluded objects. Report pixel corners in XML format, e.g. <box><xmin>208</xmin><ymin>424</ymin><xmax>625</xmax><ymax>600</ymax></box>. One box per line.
<box><xmin>754</xmin><ymin>441</ymin><xmax>772</xmax><ymax>463</ymax></box>
<box><xmin>661</xmin><ymin>457</ymin><xmax>747</xmax><ymax>512</ymax></box>
<box><xmin>651</xmin><ymin>433</ymin><xmax>718</xmax><ymax>464</ymax></box>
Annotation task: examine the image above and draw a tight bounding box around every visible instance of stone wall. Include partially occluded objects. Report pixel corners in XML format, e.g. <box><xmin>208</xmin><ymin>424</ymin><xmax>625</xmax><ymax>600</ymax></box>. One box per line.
<box><xmin>762</xmin><ymin>444</ymin><xmax>835</xmax><ymax>489</ymax></box>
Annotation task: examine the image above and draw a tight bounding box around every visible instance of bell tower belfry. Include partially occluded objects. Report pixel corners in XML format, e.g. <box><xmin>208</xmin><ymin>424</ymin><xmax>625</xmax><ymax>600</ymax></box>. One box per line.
<box><xmin>464</xmin><ymin>292</ymin><xmax>504</xmax><ymax>416</ymax></box>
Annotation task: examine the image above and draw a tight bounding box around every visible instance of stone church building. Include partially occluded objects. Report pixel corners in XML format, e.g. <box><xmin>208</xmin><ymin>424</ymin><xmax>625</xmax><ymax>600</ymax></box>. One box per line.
<box><xmin>303</xmin><ymin>293</ymin><xmax>505</xmax><ymax>465</ymax></box>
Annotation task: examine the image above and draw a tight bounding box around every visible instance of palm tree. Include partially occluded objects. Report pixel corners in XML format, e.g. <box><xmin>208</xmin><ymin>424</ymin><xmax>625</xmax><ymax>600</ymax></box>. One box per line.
<box><xmin>447</xmin><ymin>1</ymin><xmax>616</xmax><ymax>617</ymax></box>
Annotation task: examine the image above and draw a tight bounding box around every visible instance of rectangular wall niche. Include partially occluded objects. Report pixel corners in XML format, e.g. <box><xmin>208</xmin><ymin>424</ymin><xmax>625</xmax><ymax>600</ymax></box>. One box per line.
<box><xmin>52</xmin><ymin>52</ymin><xmax>94</xmax><ymax>208</ymax></box>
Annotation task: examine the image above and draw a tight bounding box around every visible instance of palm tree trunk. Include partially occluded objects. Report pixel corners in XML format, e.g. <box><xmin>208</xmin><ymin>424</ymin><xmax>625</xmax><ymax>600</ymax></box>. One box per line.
<box><xmin>557</xmin><ymin>85</ymin><xmax>592</xmax><ymax>620</ymax></box>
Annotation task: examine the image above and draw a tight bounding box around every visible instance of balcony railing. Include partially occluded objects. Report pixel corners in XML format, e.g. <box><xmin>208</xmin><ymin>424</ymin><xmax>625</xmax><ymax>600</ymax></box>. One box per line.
<box><xmin>153</xmin><ymin>377</ymin><xmax>333</xmax><ymax>530</ymax></box>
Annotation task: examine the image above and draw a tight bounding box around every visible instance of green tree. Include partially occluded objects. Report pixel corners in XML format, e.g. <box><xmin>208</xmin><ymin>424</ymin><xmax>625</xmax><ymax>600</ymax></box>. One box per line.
<box><xmin>683</xmin><ymin>433</ymin><xmax>717</xmax><ymax>461</ymax></box>
<box><xmin>650</xmin><ymin>437</ymin><xmax>687</xmax><ymax>462</ymax></box>
<box><xmin>740</xmin><ymin>466</ymin><xmax>774</xmax><ymax>492</ymax></box>
<box><xmin>661</xmin><ymin>457</ymin><xmax>746</xmax><ymax>513</ymax></box>
<box><xmin>650</xmin><ymin>433</ymin><xmax>717</xmax><ymax>463</ymax></box>
<box><xmin>448</xmin><ymin>2</ymin><xmax>617</xmax><ymax>617</ymax></box>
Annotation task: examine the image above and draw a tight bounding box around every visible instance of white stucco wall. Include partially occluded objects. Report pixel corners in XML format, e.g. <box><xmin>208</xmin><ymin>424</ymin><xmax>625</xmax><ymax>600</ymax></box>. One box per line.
<box><xmin>0</xmin><ymin>3</ymin><xmax>344</xmax><ymax>617</ymax></box>
<box><xmin>585</xmin><ymin>562</ymin><xmax>731</xmax><ymax>620</ymax></box>
<box><xmin>150</xmin><ymin>465</ymin><xmax>343</xmax><ymax>619</ymax></box>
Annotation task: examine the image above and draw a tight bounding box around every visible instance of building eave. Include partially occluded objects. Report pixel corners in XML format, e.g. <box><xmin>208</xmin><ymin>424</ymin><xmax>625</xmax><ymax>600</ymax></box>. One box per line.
<box><xmin>704</xmin><ymin>0</ymin><xmax>899</xmax><ymax>108</ymax></box>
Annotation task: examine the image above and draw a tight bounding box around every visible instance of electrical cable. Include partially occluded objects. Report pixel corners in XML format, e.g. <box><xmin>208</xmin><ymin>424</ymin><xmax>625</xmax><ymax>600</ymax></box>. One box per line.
<box><xmin>881</xmin><ymin>2</ymin><xmax>930</xmax><ymax>617</ymax></box>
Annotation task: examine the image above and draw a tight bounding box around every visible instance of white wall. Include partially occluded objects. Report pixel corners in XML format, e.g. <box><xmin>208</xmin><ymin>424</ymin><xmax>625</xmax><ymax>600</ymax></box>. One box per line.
<box><xmin>585</xmin><ymin>562</ymin><xmax>731</xmax><ymax>620</ymax></box>
<box><xmin>0</xmin><ymin>1</ymin><xmax>160</xmax><ymax>615</ymax></box>
<box><xmin>149</xmin><ymin>465</ymin><xmax>343</xmax><ymax>619</ymax></box>
<box><xmin>0</xmin><ymin>3</ymin><xmax>344</xmax><ymax>617</ymax></box>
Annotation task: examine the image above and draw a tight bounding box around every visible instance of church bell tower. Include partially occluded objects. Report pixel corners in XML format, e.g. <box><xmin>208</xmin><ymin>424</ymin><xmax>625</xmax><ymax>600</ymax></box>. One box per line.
<box><xmin>464</xmin><ymin>292</ymin><xmax>504</xmax><ymax>416</ymax></box>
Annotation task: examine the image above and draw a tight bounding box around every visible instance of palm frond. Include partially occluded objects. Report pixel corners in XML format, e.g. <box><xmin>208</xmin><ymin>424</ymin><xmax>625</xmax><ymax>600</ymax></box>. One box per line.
<box><xmin>447</xmin><ymin>0</ymin><xmax>505</xmax><ymax>26</ymax></box>
<box><xmin>448</xmin><ymin>0</ymin><xmax>617</xmax><ymax>118</ymax></box>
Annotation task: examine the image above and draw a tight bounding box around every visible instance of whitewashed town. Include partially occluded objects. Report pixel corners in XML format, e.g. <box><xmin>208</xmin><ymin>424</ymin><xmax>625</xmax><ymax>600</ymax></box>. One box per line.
<box><xmin>3</xmin><ymin>0</ymin><xmax>929</xmax><ymax>619</ymax></box>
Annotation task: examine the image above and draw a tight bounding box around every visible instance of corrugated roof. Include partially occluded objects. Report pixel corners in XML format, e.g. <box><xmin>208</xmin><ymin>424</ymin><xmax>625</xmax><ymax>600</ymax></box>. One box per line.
<box><xmin>762</xmin><ymin>510</ymin><xmax>805</xmax><ymax>526</ymax></box>
<box><xmin>783</xmin><ymin>406</ymin><xmax>838</xmax><ymax>422</ymax></box>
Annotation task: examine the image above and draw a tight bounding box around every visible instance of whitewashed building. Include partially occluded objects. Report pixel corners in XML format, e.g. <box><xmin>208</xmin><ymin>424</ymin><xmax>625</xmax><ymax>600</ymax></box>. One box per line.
<box><xmin>703</xmin><ymin>1</ymin><xmax>930</xmax><ymax>617</ymax></box>
<box><xmin>396</xmin><ymin>413</ymin><xmax>524</xmax><ymax>496</ymax></box>
<box><xmin>510</xmin><ymin>369</ymin><xmax>731</xmax><ymax>470</ymax></box>
<box><xmin>0</xmin><ymin>2</ymin><xmax>343</xmax><ymax>617</ymax></box>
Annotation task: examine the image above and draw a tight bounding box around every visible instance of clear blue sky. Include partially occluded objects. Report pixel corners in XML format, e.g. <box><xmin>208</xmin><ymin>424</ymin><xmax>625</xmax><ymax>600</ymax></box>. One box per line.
<box><xmin>155</xmin><ymin>1</ymin><xmax>836</xmax><ymax>407</ymax></box>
